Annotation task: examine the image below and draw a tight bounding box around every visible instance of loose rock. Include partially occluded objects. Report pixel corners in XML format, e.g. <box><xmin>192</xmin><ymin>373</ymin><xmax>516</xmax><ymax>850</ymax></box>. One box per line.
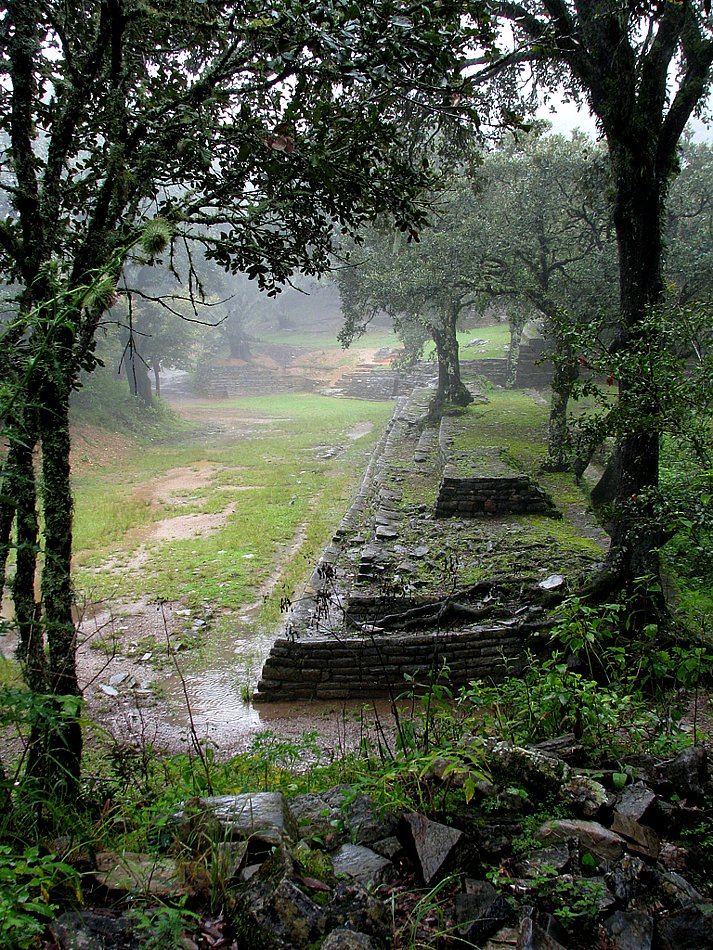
<box><xmin>404</xmin><ymin>812</ymin><xmax>463</xmax><ymax>884</ymax></box>
<box><xmin>331</xmin><ymin>844</ymin><xmax>392</xmax><ymax>887</ymax></box>
<box><xmin>537</xmin><ymin>819</ymin><xmax>625</xmax><ymax>861</ymax></box>
<box><xmin>602</xmin><ymin>910</ymin><xmax>654</xmax><ymax>950</ymax></box>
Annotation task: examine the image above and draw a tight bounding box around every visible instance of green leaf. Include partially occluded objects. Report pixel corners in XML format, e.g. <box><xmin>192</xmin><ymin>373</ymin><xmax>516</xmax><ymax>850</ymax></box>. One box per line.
<box><xmin>612</xmin><ymin>772</ymin><xmax>627</xmax><ymax>790</ymax></box>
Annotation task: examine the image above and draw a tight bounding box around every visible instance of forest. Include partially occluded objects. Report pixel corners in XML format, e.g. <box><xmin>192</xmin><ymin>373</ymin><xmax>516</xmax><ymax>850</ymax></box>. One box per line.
<box><xmin>0</xmin><ymin>2</ymin><xmax>712</xmax><ymax>948</ymax></box>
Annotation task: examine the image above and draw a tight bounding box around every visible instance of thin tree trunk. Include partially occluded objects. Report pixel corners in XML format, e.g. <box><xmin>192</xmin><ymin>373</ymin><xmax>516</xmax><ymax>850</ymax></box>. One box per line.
<box><xmin>544</xmin><ymin>342</ymin><xmax>579</xmax><ymax>472</ymax></box>
<box><xmin>153</xmin><ymin>361</ymin><xmax>161</xmax><ymax>398</ymax></box>
<box><xmin>126</xmin><ymin>349</ymin><xmax>152</xmax><ymax>405</ymax></box>
<box><xmin>506</xmin><ymin>319</ymin><xmax>524</xmax><ymax>389</ymax></box>
<box><xmin>27</xmin><ymin>389</ymin><xmax>82</xmax><ymax>797</ymax></box>
<box><xmin>0</xmin><ymin>443</ymin><xmax>20</xmax><ymax>599</ymax></box>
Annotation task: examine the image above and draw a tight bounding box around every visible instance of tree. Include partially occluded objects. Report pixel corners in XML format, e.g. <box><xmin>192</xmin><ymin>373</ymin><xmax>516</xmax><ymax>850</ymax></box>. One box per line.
<box><xmin>470</xmin><ymin>132</ymin><xmax>618</xmax><ymax>470</ymax></box>
<box><xmin>338</xmin><ymin>181</ymin><xmax>493</xmax><ymax>411</ymax></box>
<box><xmin>666</xmin><ymin>139</ymin><xmax>713</xmax><ymax>306</ymax></box>
<box><xmin>0</xmin><ymin>0</ymin><xmax>492</xmax><ymax>799</ymax></box>
<box><xmin>487</xmin><ymin>0</ymin><xmax>713</xmax><ymax>606</ymax></box>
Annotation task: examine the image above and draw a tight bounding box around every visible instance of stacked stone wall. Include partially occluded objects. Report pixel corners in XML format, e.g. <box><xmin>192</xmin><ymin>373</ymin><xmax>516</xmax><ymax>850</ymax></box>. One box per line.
<box><xmin>514</xmin><ymin>339</ymin><xmax>552</xmax><ymax>388</ymax></box>
<box><xmin>435</xmin><ymin>417</ymin><xmax>559</xmax><ymax>518</ymax></box>
<box><xmin>254</xmin><ymin>626</ymin><xmax>527</xmax><ymax>702</ymax></box>
<box><xmin>435</xmin><ymin>467</ymin><xmax>559</xmax><ymax>518</ymax></box>
<box><xmin>194</xmin><ymin>363</ymin><xmax>313</xmax><ymax>398</ymax></box>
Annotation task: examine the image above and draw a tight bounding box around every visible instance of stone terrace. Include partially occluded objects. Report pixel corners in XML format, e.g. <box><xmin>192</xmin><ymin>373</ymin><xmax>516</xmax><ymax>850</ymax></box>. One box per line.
<box><xmin>254</xmin><ymin>383</ymin><xmax>605</xmax><ymax>702</ymax></box>
<box><xmin>435</xmin><ymin>416</ymin><xmax>560</xmax><ymax>518</ymax></box>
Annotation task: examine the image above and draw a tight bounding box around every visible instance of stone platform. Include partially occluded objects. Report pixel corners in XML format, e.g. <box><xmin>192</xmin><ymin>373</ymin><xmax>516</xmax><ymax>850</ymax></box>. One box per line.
<box><xmin>254</xmin><ymin>384</ymin><xmax>602</xmax><ymax>703</ymax></box>
<box><xmin>434</xmin><ymin>417</ymin><xmax>559</xmax><ymax>518</ymax></box>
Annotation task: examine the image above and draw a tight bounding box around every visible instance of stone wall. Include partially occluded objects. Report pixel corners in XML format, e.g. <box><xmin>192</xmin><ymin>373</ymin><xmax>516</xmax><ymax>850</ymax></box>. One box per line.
<box><xmin>194</xmin><ymin>362</ymin><xmax>313</xmax><ymax>398</ymax></box>
<box><xmin>254</xmin><ymin>626</ymin><xmax>527</xmax><ymax>702</ymax></box>
<box><xmin>323</xmin><ymin>359</ymin><xmax>508</xmax><ymax>402</ymax></box>
<box><xmin>514</xmin><ymin>338</ymin><xmax>552</xmax><ymax>388</ymax></box>
<box><xmin>435</xmin><ymin>466</ymin><xmax>560</xmax><ymax>518</ymax></box>
<box><xmin>461</xmin><ymin>358</ymin><xmax>509</xmax><ymax>387</ymax></box>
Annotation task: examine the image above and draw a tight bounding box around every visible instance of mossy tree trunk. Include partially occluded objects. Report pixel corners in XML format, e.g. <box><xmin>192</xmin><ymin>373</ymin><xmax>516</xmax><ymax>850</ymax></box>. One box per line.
<box><xmin>431</xmin><ymin>302</ymin><xmax>473</xmax><ymax>411</ymax></box>
<box><xmin>605</xmin><ymin>145</ymin><xmax>666</xmax><ymax>604</ymax></box>
<box><xmin>544</xmin><ymin>343</ymin><xmax>579</xmax><ymax>472</ymax></box>
<box><xmin>12</xmin><ymin>428</ymin><xmax>45</xmax><ymax>693</ymax></box>
<box><xmin>25</xmin><ymin>385</ymin><xmax>83</xmax><ymax>798</ymax></box>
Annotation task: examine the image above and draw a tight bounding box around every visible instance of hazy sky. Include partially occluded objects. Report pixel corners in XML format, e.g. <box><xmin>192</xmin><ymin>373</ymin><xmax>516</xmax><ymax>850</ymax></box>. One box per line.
<box><xmin>542</xmin><ymin>90</ymin><xmax>712</xmax><ymax>142</ymax></box>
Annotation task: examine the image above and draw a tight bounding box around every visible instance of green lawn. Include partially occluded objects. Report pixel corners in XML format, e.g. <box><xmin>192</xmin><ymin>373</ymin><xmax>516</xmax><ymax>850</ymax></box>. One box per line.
<box><xmin>73</xmin><ymin>394</ymin><xmax>393</xmax><ymax>618</ymax></box>
<box><xmin>255</xmin><ymin>323</ymin><xmax>511</xmax><ymax>360</ymax></box>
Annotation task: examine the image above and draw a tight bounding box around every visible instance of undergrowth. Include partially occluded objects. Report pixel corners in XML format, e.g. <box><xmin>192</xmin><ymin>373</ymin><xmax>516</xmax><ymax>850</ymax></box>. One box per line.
<box><xmin>0</xmin><ymin>590</ymin><xmax>710</xmax><ymax>947</ymax></box>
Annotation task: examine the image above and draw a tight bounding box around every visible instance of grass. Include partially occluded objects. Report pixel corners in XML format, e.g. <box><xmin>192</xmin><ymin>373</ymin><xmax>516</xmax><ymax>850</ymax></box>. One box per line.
<box><xmin>72</xmin><ymin>394</ymin><xmax>393</xmax><ymax>620</ymax></box>
<box><xmin>255</xmin><ymin>323</ymin><xmax>511</xmax><ymax>360</ymax></box>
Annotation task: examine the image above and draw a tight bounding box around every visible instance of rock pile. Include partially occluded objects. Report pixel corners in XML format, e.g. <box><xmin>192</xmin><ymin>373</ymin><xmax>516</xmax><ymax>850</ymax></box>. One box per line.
<box><xmin>49</xmin><ymin>741</ymin><xmax>713</xmax><ymax>948</ymax></box>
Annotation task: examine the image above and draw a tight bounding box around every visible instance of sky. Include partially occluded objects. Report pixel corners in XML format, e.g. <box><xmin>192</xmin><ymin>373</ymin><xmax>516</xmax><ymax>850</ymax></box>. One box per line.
<box><xmin>542</xmin><ymin>90</ymin><xmax>713</xmax><ymax>142</ymax></box>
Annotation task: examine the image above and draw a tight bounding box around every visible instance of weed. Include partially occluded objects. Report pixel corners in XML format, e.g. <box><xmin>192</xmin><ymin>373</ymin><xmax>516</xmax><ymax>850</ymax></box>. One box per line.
<box><xmin>129</xmin><ymin>899</ymin><xmax>200</xmax><ymax>949</ymax></box>
<box><xmin>0</xmin><ymin>846</ymin><xmax>81</xmax><ymax>950</ymax></box>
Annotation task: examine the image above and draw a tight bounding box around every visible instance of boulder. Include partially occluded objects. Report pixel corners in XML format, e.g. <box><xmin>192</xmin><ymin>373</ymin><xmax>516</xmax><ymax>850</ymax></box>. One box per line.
<box><xmin>236</xmin><ymin>874</ymin><xmax>328</xmax><ymax>947</ymax></box>
<box><xmin>658</xmin><ymin>841</ymin><xmax>689</xmax><ymax>871</ymax></box>
<box><xmin>656</xmin><ymin>904</ymin><xmax>713</xmax><ymax>949</ymax></box>
<box><xmin>609</xmin><ymin>811</ymin><xmax>660</xmax><ymax>858</ymax></box>
<box><xmin>537</xmin><ymin>819</ymin><xmax>625</xmax><ymax>861</ymax></box>
<box><xmin>529</xmin><ymin>734</ymin><xmax>583</xmax><ymax>764</ymax></box>
<box><xmin>50</xmin><ymin>911</ymin><xmax>138</xmax><ymax>950</ymax></box>
<box><xmin>371</xmin><ymin>836</ymin><xmax>403</xmax><ymax>860</ymax></box>
<box><xmin>489</xmin><ymin>742</ymin><xmax>570</xmax><ymax>791</ymax></box>
<box><xmin>177</xmin><ymin>792</ymin><xmax>297</xmax><ymax>845</ymax></box>
<box><xmin>614</xmin><ymin>782</ymin><xmax>657</xmax><ymax>823</ymax></box>
<box><xmin>652</xmin><ymin>870</ymin><xmax>704</xmax><ymax>908</ymax></box>
<box><xmin>653</xmin><ymin>746</ymin><xmax>708</xmax><ymax>802</ymax></box>
<box><xmin>289</xmin><ymin>792</ymin><xmax>339</xmax><ymax>841</ymax></box>
<box><xmin>92</xmin><ymin>851</ymin><xmax>185</xmax><ymax>898</ymax></box>
<box><xmin>517</xmin><ymin>914</ymin><xmax>567</xmax><ymax>949</ymax></box>
<box><xmin>606</xmin><ymin>854</ymin><xmax>646</xmax><ymax>903</ymax></box>
<box><xmin>483</xmin><ymin>926</ymin><xmax>520</xmax><ymax>948</ymax></box>
<box><xmin>515</xmin><ymin>843</ymin><xmax>570</xmax><ymax>878</ymax></box>
<box><xmin>602</xmin><ymin>910</ymin><xmax>654</xmax><ymax>950</ymax></box>
<box><xmin>455</xmin><ymin>880</ymin><xmax>514</xmax><ymax>945</ymax></box>
<box><xmin>560</xmin><ymin>775</ymin><xmax>609</xmax><ymax>818</ymax></box>
<box><xmin>323</xmin><ymin>790</ymin><xmax>398</xmax><ymax>845</ymax></box>
<box><xmin>404</xmin><ymin>812</ymin><xmax>463</xmax><ymax>884</ymax></box>
<box><xmin>331</xmin><ymin>844</ymin><xmax>392</xmax><ymax>887</ymax></box>
<box><xmin>321</xmin><ymin>929</ymin><xmax>375</xmax><ymax>949</ymax></box>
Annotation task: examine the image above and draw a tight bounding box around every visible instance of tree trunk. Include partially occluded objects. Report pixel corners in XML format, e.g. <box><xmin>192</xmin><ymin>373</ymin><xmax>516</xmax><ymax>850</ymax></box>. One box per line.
<box><xmin>153</xmin><ymin>361</ymin><xmax>161</xmax><ymax>398</ymax></box>
<box><xmin>544</xmin><ymin>342</ymin><xmax>579</xmax><ymax>472</ymax></box>
<box><xmin>126</xmin><ymin>348</ymin><xmax>152</xmax><ymax>405</ymax></box>
<box><xmin>506</xmin><ymin>319</ymin><xmax>524</xmax><ymax>389</ymax></box>
<box><xmin>11</xmin><ymin>433</ymin><xmax>45</xmax><ymax>693</ymax></box>
<box><xmin>605</xmin><ymin>143</ymin><xmax>667</xmax><ymax>611</ymax></box>
<box><xmin>431</xmin><ymin>305</ymin><xmax>473</xmax><ymax>411</ymax></box>
<box><xmin>227</xmin><ymin>331</ymin><xmax>252</xmax><ymax>361</ymax></box>
<box><xmin>27</xmin><ymin>389</ymin><xmax>82</xmax><ymax>797</ymax></box>
<box><xmin>0</xmin><ymin>444</ymin><xmax>20</xmax><ymax>599</ymax></box>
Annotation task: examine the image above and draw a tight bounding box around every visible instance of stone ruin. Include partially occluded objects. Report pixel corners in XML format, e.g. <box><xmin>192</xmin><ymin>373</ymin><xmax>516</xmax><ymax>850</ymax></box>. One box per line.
<box><xmin>253</xmin><ymin>383</ymin><xmax>577</xmax><ymax>704</ymax></box>
<box><xmin>434</xmin><ymin>416</ymin><xmax>559</xmax><ymax>519</ymax></box>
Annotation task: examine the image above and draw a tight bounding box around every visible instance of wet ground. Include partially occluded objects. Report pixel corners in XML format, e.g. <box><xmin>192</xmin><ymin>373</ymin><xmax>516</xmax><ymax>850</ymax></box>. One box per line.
<box><xmin>0</xmin><ymin>364</ymin><xmax>401</xmax><ymax>759</ymax></box>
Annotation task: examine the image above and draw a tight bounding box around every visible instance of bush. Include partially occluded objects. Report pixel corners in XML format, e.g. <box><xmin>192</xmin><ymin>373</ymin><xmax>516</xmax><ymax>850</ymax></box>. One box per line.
<box><xmin>71</xmin><ymin>363</ymin><xmax>178</xmax><ymax>434</ymax></box>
